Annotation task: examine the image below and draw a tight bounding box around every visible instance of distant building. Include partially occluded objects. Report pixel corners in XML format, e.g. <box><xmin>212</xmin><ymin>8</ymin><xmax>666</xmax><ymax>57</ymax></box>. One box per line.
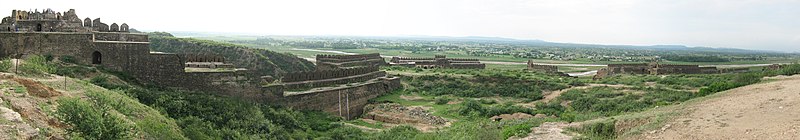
<box><xmin>389</xmin><ymin>55</ymin><xmax>485</xmax><ymax>69</ymax></box>
<box><xmin>527</xmin><ymin>60</ymin><xmax>569</xmax><ymax>76</ymax></box>
<box><xmin>315</xmin><ymin>53</ymin><xmax>386</xmax><ymax>71</ymax></box>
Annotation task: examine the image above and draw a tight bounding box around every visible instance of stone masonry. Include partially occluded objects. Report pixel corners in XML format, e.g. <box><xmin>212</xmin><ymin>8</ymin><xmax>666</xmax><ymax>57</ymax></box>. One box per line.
<box><xmin>389</xmin><ymin>55</ymin><xmax>485</xmax><ymax>69</ymax></box>
<box><xmin>593</xmin><ymin>61</ymin><xmax>723</xmax><ymax>79</ymax></box>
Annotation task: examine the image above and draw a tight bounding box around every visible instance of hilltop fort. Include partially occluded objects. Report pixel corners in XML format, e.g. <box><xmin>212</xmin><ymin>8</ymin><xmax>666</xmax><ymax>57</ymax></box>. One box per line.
<box><xmin>0</xmin><ymin>9</ymin><xmax>399</xmax><ymax>119</ymax></box>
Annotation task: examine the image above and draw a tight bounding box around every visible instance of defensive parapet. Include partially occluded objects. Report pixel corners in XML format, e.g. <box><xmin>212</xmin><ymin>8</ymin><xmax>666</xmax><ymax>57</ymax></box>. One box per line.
<box><xmin>528</xmin><ymin>60</ymin><xmax>558</xmax><ymax>73</ymax></box>
<box><xmin>316</xmin><ymin>53</ymin><xmax>386</xmax><ymax>70</ymax></box>
<box><xmin>389</xmin><ymin>55</ymin><xmax>485</xmax><ymax>69</ymax></box>
<box><xmin>594</xmin><ymin>62</ymin><xmax>721</xmax><ymax>79</ymax></box>
<box><xmin>281</xmin><ymin>67</ymin><xmax>379</xmax><ymax>83</ymax></box>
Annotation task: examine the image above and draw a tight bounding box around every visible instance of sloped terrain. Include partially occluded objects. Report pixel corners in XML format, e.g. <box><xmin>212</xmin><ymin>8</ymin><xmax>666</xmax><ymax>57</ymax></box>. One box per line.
<box><xmin>0</xmin><ymin>72</ymin><xmax>185</xmax><ymax>139</ymax></box>
<box><xmin>629</xmin><ymin>75</ymin><xmax>800</xmax><ymax>139</ymax></box>
<box><xmin>148</xmin><ymin>32</ymin><xmax>315</xmax><ymax>76</ymax></box>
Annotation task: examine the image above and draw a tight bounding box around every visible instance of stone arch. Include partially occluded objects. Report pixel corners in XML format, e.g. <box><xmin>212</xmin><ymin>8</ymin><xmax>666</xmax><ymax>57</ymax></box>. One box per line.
<box><xmin>120</xmin><ymin>23</ymin><xmax>128</xmax><ymax>32</ymax></box>
<box><xmin>92</xmin><ymin>51</ymin><xmax>102</xmax><ymax>64</ymax></box>
<box><xmin>110</xmin><ymin>23</ymin><xmax>119</xmax><ymax>32</ymax></box>
<box><xmin>83</xmin><ymin>18</ymin><xmax>92</xmax><ymax>27</ymax></box>
<box><xmin>36</xmin><ymin>24</ymin><xmax>43</xmax><ymax>32</ymax></box>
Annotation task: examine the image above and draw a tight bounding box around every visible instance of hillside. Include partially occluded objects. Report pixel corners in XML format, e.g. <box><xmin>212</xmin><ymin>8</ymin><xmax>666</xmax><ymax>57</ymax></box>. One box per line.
<box><xmin>624</xmin><ymin>75</ymin><xmax>800</xmax><ymax>139</ymax></box>
<box><xmin>148</xmin><ymin>32</ymin><xmax>315</xmax><ymax>76</ymax></box>
<box><xmin>0</xmin><ymin>59</ymin><xmax>185</xmax><ymax>139</ymax></box>
<box><xmin>0</xmin><ymin>56</ymin><xmax>369</xmax><ymax>139</ymax></box>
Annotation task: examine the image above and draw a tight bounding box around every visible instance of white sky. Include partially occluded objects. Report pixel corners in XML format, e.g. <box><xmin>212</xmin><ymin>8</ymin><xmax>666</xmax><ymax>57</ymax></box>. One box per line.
<box><xmin>4</xmin><ymin>0</ymin><xmax>800</xmax><ymax>52</ymax></box>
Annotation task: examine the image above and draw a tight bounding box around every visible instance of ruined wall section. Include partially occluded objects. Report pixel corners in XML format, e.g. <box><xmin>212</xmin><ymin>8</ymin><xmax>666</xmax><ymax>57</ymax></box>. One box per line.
<box><xmin>94</xmin><ymin>32</ymin><xmax>148</xmax><ymax>42</ymax></box>
<box><xmin>282</xmin><ymin>66</ymin><xmax>379</xmax><ymax>83</ymax></box>
<box><xmin>278</xmin><ymin>77</ymin><xmax>401</xmax><ymax>119</ymax></box>
<box><xmin>316</xmin><ymin>53</ymin><xmax>385</xmax><ymax>70</ymax></box>
<box><xmin>528</xmin><ymin>62</ymin><xmax>558</xmax><ymax>73</ymax></box>
<box><xmin>281</xmin><ymin>66</ymin><xmax>384</xmax><ymax>89</ymax></box>
<box><xmin>125</xmin><ymin>52</ymin><xmax>262</xmax><ymax>96</ymax></box>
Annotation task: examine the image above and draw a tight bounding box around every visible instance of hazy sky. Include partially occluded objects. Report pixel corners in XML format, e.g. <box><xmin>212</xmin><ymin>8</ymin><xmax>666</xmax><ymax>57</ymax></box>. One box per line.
<box><xmin>4</xmin><ymin>0</ymin><xmax>800</xmax><ymax>52</ymax></box>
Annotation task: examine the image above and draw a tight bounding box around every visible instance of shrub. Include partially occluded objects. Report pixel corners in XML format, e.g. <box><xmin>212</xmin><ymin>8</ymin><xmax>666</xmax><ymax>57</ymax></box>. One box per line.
<box><xmin>0</xmin><ymin>58</ymin><xmax>11</xmax><ymax>72</ymax></box>
<box><xmin>435</xmin><ymin>97</ymin><xmax>451</xmax><ymax>105</ymax></box>
<box><xmin>59</xmin><ymin>55</ymin><xmax>77</xmax><ymax>64</ymax></box>
<box><xmin>502</xmin><ymin>123</ymin><xmax>533</xmax><ymax>139</ymax></box>
<box><xmin>459</xmin><ymin>99</ymin><xmax>485</xmax><ymax>116</ymax></box>
<box><xmin>575</xmin><ymin>120</ymin><xmax>617</xmax><ymax>140</ymax></box>
<box><xmin>18</xmin><ymin>55</ymin><xmax>56</xmax><ymax>76</ymax></box>
<box><xmin>56</xmin><ymin>98</ymin><xmax>131</xmax><ymax>139</ymax></box>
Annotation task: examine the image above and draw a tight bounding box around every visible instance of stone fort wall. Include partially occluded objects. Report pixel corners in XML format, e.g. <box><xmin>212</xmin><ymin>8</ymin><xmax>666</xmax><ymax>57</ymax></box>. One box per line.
<box><xmin>277</xmin><ymin>77</ymin><xmax>401</xmax><ymax>119</ymax></box>
<box><xmin>528</xmin><ymin>63</ymin><xmax>558</xmax><ymax>73</ymax></box>
<box><xmin>93</xmin><ymin>32</ymin><xmax>148</xmax><ymax>42</ymax></box>
<box><xmin>316</xmin><ymin>53</ymin><xmax>385</xmax><ymax>70</ymax></box>
<box><xmin>0</xmin><ymin>32</ymin><xmax>401</xmax><ymax>120</ymax></box>
<box><xmin>594</xmin><ymin>63</ymin><xmax>724</xmax><ymax>79</ymax></box>
<box><xmin>282</xmin><ymin>66</ymin><xmax>380</xmax><ymax>83</ymax></box>
<box><xmin>0</xmin><ymin>32</ymin><xmax>261</xmax><ymax>96</ymax></box>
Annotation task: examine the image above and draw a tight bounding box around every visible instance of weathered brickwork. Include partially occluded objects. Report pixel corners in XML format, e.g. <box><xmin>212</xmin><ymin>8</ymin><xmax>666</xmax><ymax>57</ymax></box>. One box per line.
<box><xmin>277</xmin><ymin>77</ymin><xmax>401</xmax><ymax>119</ymax></box>
<box><xmin>316</xmin><ymin>53</ymin><xmax>386</xmax><ymax>70</ymax></box>
<box><xmin>389</xmin><ymin>55</ymin><xmax>485</xmax><ymax>69</ymax></box>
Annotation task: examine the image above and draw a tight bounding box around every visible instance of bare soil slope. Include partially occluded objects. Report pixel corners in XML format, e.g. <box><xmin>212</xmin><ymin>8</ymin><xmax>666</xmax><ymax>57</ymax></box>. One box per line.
<box><xmin>637</xmin><ymin>75</ymin><xmax>800</xmax><ymax>140</ymax></box>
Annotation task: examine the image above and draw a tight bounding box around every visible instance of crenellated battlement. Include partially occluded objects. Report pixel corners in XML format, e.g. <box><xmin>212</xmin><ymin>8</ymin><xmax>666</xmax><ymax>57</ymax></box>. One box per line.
<box><xmin>1</xmin><ymin>9</ymin><xmax>131</xmax><ymax>33</ymax></box>
<box><xmin>315</xmin><ymin>53</ymin><xmax>386</xmax><ymax>70</ymax></box>
<box><xmin>389</xmin><ymin>55</ymin><xmax>484</xmax><ymax>69</ymax></box>
<box><xmin>282</xmin><ymin>66</ymin><xmax>380</xmax><ymax>83</ymax></box>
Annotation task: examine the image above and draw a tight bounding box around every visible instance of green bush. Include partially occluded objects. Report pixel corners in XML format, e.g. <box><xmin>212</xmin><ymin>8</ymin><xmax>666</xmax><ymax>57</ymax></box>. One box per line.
<box><xmin>459</xmin><ymin>99</ymin><xmax>485</xmax><ymax>116</ymax></box>
<box><xmin>18</xmin><ymin>55</ymin><xmax>56</xmax><ymax>76</ymax></box>
<box><xmin>502</xmin><ymin>123</ymin><xmax>533</xmax><ymax>139</ymax></box>
<box><xmin>575</xmin><ymin>120</ymin><xmax>617</xmax><ymax>140</ymax></box>
<box><xmin>0</xmin><ymin>58</ymin><xmax>11</xmax><ymax>72</ymax></box>
<box><xmin>56</xmin><ymin>98</ymin><xmax>131</xmax><ymax>139</ymax></box>
<box><xmin>435</xmin><ymin>97</ymin><xmax>451</xmax><ymax>105</ymax></box>
<box><xmin>59</xmin><ymin>55</ymin><xmax>77</xmax><ymax>64</ymax></box>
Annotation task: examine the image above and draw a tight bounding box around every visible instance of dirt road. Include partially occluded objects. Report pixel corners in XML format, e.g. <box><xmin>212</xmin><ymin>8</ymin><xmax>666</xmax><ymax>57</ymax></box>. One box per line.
<box><xmin>637</xmin><ymin>75</ymin><xmax>800</xmax><ymax>140</ymax></box>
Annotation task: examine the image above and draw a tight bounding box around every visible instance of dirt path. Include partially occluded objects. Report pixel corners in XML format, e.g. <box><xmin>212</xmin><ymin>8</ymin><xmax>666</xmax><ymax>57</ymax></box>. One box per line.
<box><xmin>636</xmin><ymin>75</ymin><xmax>800</xmax><ymax>140</ymax></box>
<box><xmin>511</xmin><ymin>122</ymin><xmax>582</xmax><ymax>140</ymax></box>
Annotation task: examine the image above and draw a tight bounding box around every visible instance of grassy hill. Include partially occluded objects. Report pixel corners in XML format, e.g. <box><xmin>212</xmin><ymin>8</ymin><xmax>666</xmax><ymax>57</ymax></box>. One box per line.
<box><xmin>0</xmin><ymin>57</ymin><xmax>185</xmax><ymax>139</ymax></box>
<box><xmin>0</xmin><ymin>55</ymin><xmax>359</xmax><ymax>139</ymax></box>
<box><xmin>147</xmin><ymin>32</ymin><xmax>315</xmax><ymax>76</ymax></box>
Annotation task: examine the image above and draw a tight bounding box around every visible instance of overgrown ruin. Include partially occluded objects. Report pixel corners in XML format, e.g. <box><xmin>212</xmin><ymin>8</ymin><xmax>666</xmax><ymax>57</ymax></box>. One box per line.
<box><xmin>0</xmin><ymin>9</ymin><xmax>399</xmax><ymax>119</ymax></box>
<box><xmin>389</xmin><ymin>55</ymin><xmax>485</xmax><ymax>69</ymax></box>
<box><xmin>593</xmin><ymin>61</ymin><xmax>733</xmax><ymax>79</ymax></box>
<box><xmin>527</xmin><ymin>60</ymin><xmax>569</xmax><ymax>76</ymax></box>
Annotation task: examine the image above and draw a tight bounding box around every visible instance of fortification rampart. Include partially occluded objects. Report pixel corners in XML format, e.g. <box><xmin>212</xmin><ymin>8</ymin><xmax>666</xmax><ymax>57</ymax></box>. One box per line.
<box><xmin>282</xmin><ymin>66</ymin><xmax>380</xmax><ymax>83</ymax></box>
<box><xmin>93</xmin><ymin>32</ymin><xmax>148</xmax><ymax>42</ymax></box>
<box><xmin>390</xmin><ymin>56</ymin><xmax>484</xmax><ymax>69</ymax></box>
<box><xmin>1</xmin><ymin>9</ymin><xmax>402</xmax><ymax>120</ymax></box>
<box><xmin>528</xmin><ymin>62</ymin><xmax>558</xmax><ymax>73</ymax></box>
<box><xmin>277</xmin><ymin>77</ymin><xmax>401</xmax><ymax>119</ymax></box>
<box><xmin>316</xmin><ymin>53</ymin><xmax>381</xmax><ymax>60</ymax></box>
<box><xmin>315</xmin><ymin>53</ymin><xmax>385</xmax><ymax>70</ymax></box>
<box><xmin>595</xmin><ymin>62</ymin><xmax>723</xmax><ymax>79</ymax></box>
